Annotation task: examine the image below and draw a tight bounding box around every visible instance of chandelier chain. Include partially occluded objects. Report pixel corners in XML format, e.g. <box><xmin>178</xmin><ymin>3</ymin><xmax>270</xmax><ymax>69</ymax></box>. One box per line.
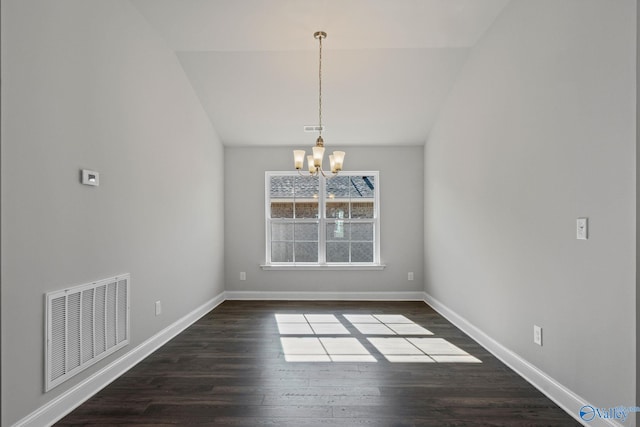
<box><xmin>293</xmin><ymin>31</ymin><xmax>344</xmax><ymax>177</ymax></box>
<box><xmin>318</xmin><ymin>33</ymin><xmax>322</xmax><ymax>136</ymax></box>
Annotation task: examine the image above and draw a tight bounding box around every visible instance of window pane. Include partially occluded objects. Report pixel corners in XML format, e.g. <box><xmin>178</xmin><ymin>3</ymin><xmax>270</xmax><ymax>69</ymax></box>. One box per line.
<box><xmin>270</xmin><ymin>176</ymin><xmax>295</xmax><ymax>198</ymax></box>
<box><xmin>271</xmin><ymin>202</ymin><xmax>293</xmax><ymax>218</ymax></box>
<box><xmin>295</xmin><ymin>223</ymin><xmax>318</xmax><ymax>241</ymax></box>
<box><xmin>351</xmin><ymin>202</ymin><xmax>374</xmax><ymax>219</ymax></box>
<box><xmin>295</xmin><ymin>176</ymin><xmax>319</xmax><ymax>198</ymax></box>
<box><xmin>272</xmin><ymin>223</ymin><xmax>294</xmax><ymax>241</ymax></box>
<box><xmin>326</xmin><ymin>176</ymin><xmax>350</xmax><ymax>220</ymax></box>
<box><xmin>295</xmin><ymin>242</ymin><xmax>318</xmax><ymax>262</ymax></box>
<box><xmin>326</xmin><ymin>202</ymin><xmax>349</xmax><ymax>219</ymax></box>
<box><xmin>350</xmin><ymin>176</ymin><xmax>375</xmax><ymax>198</ymax></box>
<box><xmin>326</xmin><ymin>176</ymin><xmax>375</xmax><ymax>219</ymax></box>
<box><xmin>351</xmin><ymin>242</ymin><xmax>373</xmax><ymax>262</ymax></box>
<box><xmin>295</xmin><ymin>202</ymin><xmax>318</xmax><ymax>219</ymax></box>
<box><xmin>326</xmin><ymin>176</ymin><xmax>350</xmax><ymax>200</ymax></box>
<box><xmin>272</xmin><ymin>242</ymin><xmax>293</xmax><ymax>262</ymax></box>
<box><xmin>350</xmin><ymin>176</ymin><xmax>375</xmax><ymax>218</ymax></box>
<box><xmin>294</xmin><ymin>176</ymin><xmax>318</xmax><ymax>218</ymax></box>
<box><xmin>326</xmin><ymin>222</ymin><xmax>350</xmax><ymax>241</ymax></box>
<box><xmin>326</xmin><ymin>242</ymin><xmax>349</xmax><ymax>262</ymax></box>
<box><xmin>351</xmin><ymin>223</ymin><xmax>373</xmax><ymax>241</ymax></box>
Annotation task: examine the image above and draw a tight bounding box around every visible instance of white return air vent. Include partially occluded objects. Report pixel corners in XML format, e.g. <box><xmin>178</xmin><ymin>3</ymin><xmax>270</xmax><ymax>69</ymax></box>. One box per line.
<box><xmin>45</xmin><ymin>274</ymin><xmax>130</xmax><ymax>391</ymax></box>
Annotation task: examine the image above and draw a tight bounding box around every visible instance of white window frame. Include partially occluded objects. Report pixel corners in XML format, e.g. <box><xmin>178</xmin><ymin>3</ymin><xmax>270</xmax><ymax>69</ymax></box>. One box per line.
<box><xmin>263</xmin><ymin>171</ymin><xmax>383</xmax><ymax>270</ymax></box>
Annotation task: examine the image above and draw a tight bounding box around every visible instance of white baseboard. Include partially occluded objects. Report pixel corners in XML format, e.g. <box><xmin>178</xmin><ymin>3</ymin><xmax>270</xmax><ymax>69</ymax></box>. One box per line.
<box><xmin>13</xmin><ymin>292</ymin><xmax>226</xmax><ymax>427</ymax></box>
<box><xmin>15</xmin><ymin>291</ymin><xmax>623</xmax><ymax>427</ymax></box>
<box><xmin>224</xmin><ymin>290</ymin><xmax>425</xmax><ymax>301</ymax></box>
<box><xmin>423</xmin><ymin>292</ymin><xmax>626</xmax><ymax>427</ymax></box>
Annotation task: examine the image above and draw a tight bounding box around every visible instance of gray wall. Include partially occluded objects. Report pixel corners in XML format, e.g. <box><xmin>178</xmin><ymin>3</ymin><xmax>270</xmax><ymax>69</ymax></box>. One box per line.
<box><xmin>225</xmin><ymin>146</ymin><xmax>424</xmax><ymax>294</ymax></box>
<box><xmin>424</xmin><ymin>0</ymin><xmax>636</xmax><ymax>413</ymax></box>
<box><xmin>0</xmin><ymin>1</ymin><xmax>225</xmax><ymax>425</ymax></box>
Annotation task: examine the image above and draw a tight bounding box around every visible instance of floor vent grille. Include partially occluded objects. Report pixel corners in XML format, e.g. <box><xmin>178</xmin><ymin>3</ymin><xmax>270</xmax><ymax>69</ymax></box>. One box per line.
<box><xmin>45</xmin><ymin>274</ymin><xmax>130</xmax><ymax>391</ymax></box>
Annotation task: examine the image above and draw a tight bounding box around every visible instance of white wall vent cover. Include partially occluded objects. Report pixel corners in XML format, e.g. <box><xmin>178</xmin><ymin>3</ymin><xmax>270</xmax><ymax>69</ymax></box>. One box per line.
<box><xmin>45</xmin><ymin>274</ymin><xmax>130</xmax><ymax>391</ymax></box>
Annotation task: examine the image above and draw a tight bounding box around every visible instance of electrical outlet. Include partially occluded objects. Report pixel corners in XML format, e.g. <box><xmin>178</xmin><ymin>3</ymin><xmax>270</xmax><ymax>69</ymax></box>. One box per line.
<box><xmin>155</xmin><ymin>301</ymin><xmax>162</xmax><ymax>316</ymax></box>
<box><xmin>533</xmin><ymin>325</ymin><xmax>542</xmax><ymax>346</ymax></box>
<box><xmin>81</xmin><ymin>169</ymin><xmax>99</xmax><ymax>186</ymax></box>
<box><xmin>577</xmin><ymin>217</ymin><xmax>588</xmax><ymax>240</ymax></box>
<box><xmin>408</xmin><ymin>272</ymin><xmax>414</xmax><ymax>281</ymax></box>
<box><xmin>240</xmin><ymin>272</ymin><xmax>246</xmax><ymax>281</ymax></box>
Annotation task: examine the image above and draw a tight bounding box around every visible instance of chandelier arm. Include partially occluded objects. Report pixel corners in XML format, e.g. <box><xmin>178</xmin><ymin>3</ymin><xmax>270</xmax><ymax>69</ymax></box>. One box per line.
<box><xmin>297</xmin><ymin>168</ymin><xmax>322</xmax><ymax>177</ymax></box>
<box><xmin>327</xmin><ymin>168</ymin><xmax>339</xmax><ymax>179</ymax></box>
<box><xmin>295</xmin><ymin>166</ymin><xmax>337</xmax><ymax>179</ymax></box>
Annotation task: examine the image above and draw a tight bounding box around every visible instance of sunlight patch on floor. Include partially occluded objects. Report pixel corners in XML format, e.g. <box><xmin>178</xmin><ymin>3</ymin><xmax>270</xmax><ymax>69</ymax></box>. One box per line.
<box><xmin>275</xmin><ymin>313</ymin><xmax>481</xmax><ymax>364</ymax></box>
<box><xmin>280</xmin><ymin>337</ymin><xmax>376</xmax><ymax>362</ymax></box>
<box><xmin>276</xmin><ymin>313</ymin><xmax>349</xmax><ymax>335</ymax></box>
<box><xmin>344</xmin><ymin>314</ymin><xmax>433</xmax><ymax>336</ymax></box>
<box><xmin>368</xmin><ymin>337</ymin><xmax>481</xmax><ymax>363</ymax></box>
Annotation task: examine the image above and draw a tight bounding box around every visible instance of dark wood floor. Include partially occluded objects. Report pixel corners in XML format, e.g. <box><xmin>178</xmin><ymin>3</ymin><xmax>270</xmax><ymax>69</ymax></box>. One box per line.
<box><xmin>56</xmin><ymin>300</ymin><xmax>579</xmax><ymax>426</ymax></box>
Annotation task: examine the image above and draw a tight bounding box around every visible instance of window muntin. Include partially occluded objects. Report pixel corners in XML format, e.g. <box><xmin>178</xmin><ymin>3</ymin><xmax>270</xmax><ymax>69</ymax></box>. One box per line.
<box><xmin>266</xmin><ymin>172</ymin><xmax>379</xmax><ymax>266</ymax></box>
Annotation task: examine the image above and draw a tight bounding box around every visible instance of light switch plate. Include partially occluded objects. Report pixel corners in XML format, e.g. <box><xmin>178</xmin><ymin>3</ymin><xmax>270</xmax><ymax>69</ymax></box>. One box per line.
<box><xmin>81</xmin><ymin>169</ymin><xmax>99</xmax><ymax>186</ymax></box>
<box><xmin>577</xmin><ymin>217</ymin><xmax>588</xmax><ymax>240</ymax></box>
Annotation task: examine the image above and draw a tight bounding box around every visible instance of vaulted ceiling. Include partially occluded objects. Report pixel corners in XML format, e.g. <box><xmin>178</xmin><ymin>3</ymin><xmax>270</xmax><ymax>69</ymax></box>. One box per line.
<box><xmin>131</xmin><ymin>0</ymin><xmax>510</xmax><ymax>146</ymax></box>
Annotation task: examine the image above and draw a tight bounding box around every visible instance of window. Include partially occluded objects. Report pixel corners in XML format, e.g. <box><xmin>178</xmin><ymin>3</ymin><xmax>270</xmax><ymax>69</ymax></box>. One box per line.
<box><xmin>265</xmin><ymin>172</ymin><xmax>380</xmax><ymax>267</ymax></box>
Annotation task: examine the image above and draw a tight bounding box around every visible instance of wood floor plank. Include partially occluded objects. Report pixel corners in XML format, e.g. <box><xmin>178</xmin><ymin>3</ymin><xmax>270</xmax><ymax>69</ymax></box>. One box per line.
<box><xmin>56</xmin><ymin>301</ymin><xmax>580</xmax><ymax>426</ymax></box>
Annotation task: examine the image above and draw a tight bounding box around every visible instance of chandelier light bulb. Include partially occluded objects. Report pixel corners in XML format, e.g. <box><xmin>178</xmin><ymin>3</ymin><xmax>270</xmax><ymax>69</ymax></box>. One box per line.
<box><xmin>293</xmin><ymin>150</ymin><xmax>306</xmax><ymax>170</ymax></box>
<box><xmin>332</xmin><ymin>151</ymin><xmax>345</xmax><ymax>172</ymax></box>
<box><xmin>307</xmin><ymin>155</ymin><xmax>315</xmax><ymax>173</ymax></box>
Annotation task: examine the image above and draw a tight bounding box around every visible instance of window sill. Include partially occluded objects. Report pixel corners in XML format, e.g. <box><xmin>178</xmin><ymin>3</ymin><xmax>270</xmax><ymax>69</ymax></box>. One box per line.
<box><xmin>260</xmin><ymin>264</ymin><xmax>386</xmax><ymax>271</ymax></box>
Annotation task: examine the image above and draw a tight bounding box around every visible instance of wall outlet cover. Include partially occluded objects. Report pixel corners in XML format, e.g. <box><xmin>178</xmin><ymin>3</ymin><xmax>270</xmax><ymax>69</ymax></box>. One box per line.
<box><xmin>81</xmin><ymin>169</ymin><xmax>99</xmax><ymax>186</ymax></box>
<box><xmin>534</xmin><ymin>325</ymin><xmax>542</xmax><ymax>346</ymax></box>
<box><xmin>576</xmin><ymin>217</ymin><xmax>588</xmax><ymax>240</ymax></box>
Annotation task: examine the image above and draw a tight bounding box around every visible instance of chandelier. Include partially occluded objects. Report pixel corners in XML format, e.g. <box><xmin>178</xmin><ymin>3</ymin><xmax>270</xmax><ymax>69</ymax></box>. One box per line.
<box><xmin>294</xmin><ymin>31</ymin><xmax>345</xmax><ymax>176</ymax></box>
